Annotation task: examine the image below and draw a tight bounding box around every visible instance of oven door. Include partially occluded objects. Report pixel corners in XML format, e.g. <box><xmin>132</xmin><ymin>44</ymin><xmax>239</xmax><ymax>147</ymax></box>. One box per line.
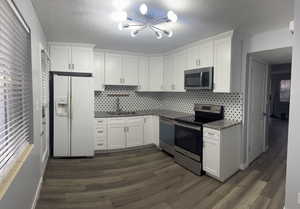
<box><xmin>174</xmin><ymin>122</ymin><xmax>203</xmax><ymax>161</ymax></box>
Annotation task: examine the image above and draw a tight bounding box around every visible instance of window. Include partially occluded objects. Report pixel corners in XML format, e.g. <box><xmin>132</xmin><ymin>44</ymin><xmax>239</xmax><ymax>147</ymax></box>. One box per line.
<box><xmin>0</xmin><ymin>0</ymin><xmax>32</xmax><ymax>182</ymax></box>
<box><xmin>280</xmin><ymin>80</ymin><xmax>291</xmax><ymax>102</ymax></box>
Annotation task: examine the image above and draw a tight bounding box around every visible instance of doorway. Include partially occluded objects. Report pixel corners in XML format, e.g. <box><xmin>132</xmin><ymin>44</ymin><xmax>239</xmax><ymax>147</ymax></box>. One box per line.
<box><xmin>246</xmin><ymin>47</ymin><xmax>292</xmax><ymax>166</ymax></box>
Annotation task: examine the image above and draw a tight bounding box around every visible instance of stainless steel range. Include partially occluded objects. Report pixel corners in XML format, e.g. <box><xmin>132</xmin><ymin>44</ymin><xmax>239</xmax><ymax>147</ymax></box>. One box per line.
<box><xmin>174</xmin><ymin>104</ymin><xmax>224</xmax><ymax>175</ymax></box>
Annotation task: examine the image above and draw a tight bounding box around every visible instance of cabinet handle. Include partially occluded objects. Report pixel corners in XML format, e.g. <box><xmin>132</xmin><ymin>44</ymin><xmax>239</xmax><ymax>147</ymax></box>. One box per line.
<box><xmin>120</xmin><ymin>78</ymin><xmax>122</xmax><ymax>84</ymax></box>
<box><xmin>68</xmin><ymin>64</ymin><xmax>71</xmax><ymax>69</ymax></box>
<box><xmin>144</xmin><ymin>118</ymin><xmax>146</xmax><ymax>123</ymax></box>
<box><xmin>72</xmin><ymin>64</ymin><xmax>75</xmax><ymax>70</ymax></box>
<box><xmin>97</xmin><ymin>130</ymin><xmax>103</xmax><ymax>133</ymax></box>
<box><xmin>124</xmin><ymin>127</ymin><xmax>126</xmax><ymax>132</ymax></box>
<box><xmin>198</xmin><ymin>59</ymin><xmax>201</xmax><ymax>66</ymax></box>
<box><xmin>127</xmin><ymin>127</ymin><xmax>129</xmax><ymax>132</ymax></box>
<box><xmin>123</xmin><ymin>78</ymin><xmax>125</xmax><ymax>84</ymax></box>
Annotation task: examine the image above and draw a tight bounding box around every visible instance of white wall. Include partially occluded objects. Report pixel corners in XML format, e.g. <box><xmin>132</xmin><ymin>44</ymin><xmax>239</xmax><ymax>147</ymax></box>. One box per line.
<box><xmin>285</xmin><ymin>1</ymin><xmax>300</xmax><ymax>208</ymax></box>
<box><xmin>0</xmin><ymin>0</ymin><xmax>47</xmax><ymax>209</ymax></box>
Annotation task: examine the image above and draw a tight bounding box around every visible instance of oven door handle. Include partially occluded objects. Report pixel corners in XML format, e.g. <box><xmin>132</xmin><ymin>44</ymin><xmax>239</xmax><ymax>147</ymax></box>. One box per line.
<box><xmin>175</xmin><ymin>121</ymin><xmax>201</xmax><ymax>131</ymax></box>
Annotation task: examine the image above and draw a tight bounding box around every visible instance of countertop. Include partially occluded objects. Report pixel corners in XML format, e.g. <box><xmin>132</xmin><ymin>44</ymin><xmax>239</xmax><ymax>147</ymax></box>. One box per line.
<box><xmin>94</xmin><ymin>109</ymin><xmax>191</xmax><ymax>120</ymax></box>
<box><xmin>203</xmin><ymin>119</ymin><xmax>241</xmax><ymax>130</ymax></box>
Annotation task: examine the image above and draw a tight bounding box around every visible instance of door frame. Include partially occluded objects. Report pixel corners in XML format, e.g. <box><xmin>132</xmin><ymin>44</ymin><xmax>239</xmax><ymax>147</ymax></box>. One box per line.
<box><xmin>245</xmin><ymin>56</ymin><xmax>270</xmax><ymax>166</ymax></box>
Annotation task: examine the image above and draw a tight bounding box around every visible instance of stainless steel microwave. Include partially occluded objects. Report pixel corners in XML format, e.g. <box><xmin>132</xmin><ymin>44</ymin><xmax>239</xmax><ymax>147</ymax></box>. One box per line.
<box><xmin>184</xmin><ymin>67</ymin><xmax>213</xmax><ymax>90</ymax></box>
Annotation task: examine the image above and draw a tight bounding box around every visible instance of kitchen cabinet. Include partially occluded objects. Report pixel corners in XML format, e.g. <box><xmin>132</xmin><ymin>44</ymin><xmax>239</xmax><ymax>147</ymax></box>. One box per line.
<box><xmin>105</xmin><ymin>53</ymin><xmax>123</xmax><ymax>85</ymax></box>
<box><xmin>105</xmin><ymin>53</ymin><xmax>139</xmax><ymax>86</ymax></box>
<box><xmin>163</xmin><ymin>54</ymin><xmax>175</xmax><ymax>91</ymax></box>
<box><xmin>148</xmin><ymin>56</ymin><xmax>164</xmax><ymax>91</ymax></box>
<box><xmin>137</xmin><ymin>56</ymin><xmax>149</xmax><ymax>91</ymax></box>
<box><xmin>173</xmin><ymin>50</ymin><xmax>187</xmax><ymax>92</ymax></box>
<box><xmin>123</xmin><ymin>55</ymin><xmax>139</xmax><ymax>85</ymax></box>
<box><xmin>107</xmin><ymin>118</ymin><xmax>126</xmax><ymax>149</ymax></box>
<box><xmin>95</xmin><ymin>118</ymin><xmax>107</xmax><ymax>150</ymax></box>
<box><xmin>126</xmin><ymin>117</ymin><xmax>144</xmax><ymax>147</ymax></box>
<box><xmin>49</xmin><ymin>43</ymin><xmax>94</xmax><ymax>73</ymax></box>
<box><xmin>143</xmin><ymin>116</ymin><xmax>159</xmax><ymax>146</ymax></box>
<box><xmin>94</xmin><ymin>52</ymin><xmax>105</xmax><ymax>91</ymax></box>
<box><xmin>213</xmin><ymin>31</ymin><xmax>242</xmax><ymax>93</ymax></box>
<box><xmin>187</xmin><ymin>40</ymin><xmax>213</xmax><ymax>70</ymax></box>
<box><xmin>203</xmin><ymin>124</ymin><xmax>241</xmax><ymax>182</ymax></box>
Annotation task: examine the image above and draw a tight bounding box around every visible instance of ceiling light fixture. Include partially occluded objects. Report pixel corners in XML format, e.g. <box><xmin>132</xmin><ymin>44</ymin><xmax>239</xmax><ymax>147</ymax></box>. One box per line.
<box><xmin>139</xmin><ymin>3</ymin><xmax>148</xmax><ymax>15</ymax></box>
<box><xmin>113</xmin><ymin>3</ymin><xmax>178</xmax><ymax>39</ymax></box>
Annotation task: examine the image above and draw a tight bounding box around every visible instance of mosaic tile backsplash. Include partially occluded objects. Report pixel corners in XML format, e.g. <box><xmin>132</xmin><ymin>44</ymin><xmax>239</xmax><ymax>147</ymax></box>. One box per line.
<box><xmin>94</xmin><ymin>86</ymin><xmax>243</xmax><ymax>121</ymax></box>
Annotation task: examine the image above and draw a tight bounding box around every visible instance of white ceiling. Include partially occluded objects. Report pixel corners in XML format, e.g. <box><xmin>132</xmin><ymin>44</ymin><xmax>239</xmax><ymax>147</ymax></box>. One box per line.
<box><xmin>251</xmin><ymin>47</ymin><xmax>292</xmax><ymax>65</ymax></box>
<box><xmin>32</xmin><ymin>0</ymin><xmax>294</xmax><ymax>53</ymax></box>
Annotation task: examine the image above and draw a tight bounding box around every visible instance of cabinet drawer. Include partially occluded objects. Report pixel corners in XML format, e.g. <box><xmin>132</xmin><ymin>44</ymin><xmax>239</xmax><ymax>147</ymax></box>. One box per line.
<box><xmin>203</xmin><ymin>128</ymin><xmax>220</xmax><ymax>139</ymax></box>
<box><xmin>95</xmin><ymin>140</ymin><xmax>107</xmax><ymax>150</ymax></box>
<box><xmin>95</xmin><ymin>128</ymin><xmax>105</xmax><ymax>136</ymax></box>
<box><xmin>95</xmin><ymin>119</ymin><xmax>106</xmax><ymax>126</ymax></box>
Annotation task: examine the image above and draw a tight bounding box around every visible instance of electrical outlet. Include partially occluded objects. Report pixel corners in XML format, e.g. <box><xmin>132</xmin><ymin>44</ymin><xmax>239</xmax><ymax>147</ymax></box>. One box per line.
<box><xmin>297</xmin><ymin>192</ymin><xmax>300</xmax><ymax>204</ymax></box>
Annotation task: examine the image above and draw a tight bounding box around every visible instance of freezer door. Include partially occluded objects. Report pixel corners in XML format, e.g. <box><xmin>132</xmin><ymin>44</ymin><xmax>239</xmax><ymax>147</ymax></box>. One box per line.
<box><xmin>70</xmin><ymin>76</ymin><xmax>95</xmax><ymax>157</ymax></box>
<box><xmin>53</xmin><ymin>75</ymin><xmax>70</xmax><ymax>157</ymax></box>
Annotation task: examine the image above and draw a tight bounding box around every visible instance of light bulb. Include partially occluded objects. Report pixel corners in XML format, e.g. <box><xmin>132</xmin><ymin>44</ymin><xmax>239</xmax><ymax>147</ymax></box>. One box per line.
<box><xmin>139</xmin><ymin>3</ymin><xmax>148</xmax><ymax>15</ymax></box>
<box><xmin>167</xmin><ymin>10</ymin><xmax>178</xmax><ymax>22</ymax></box>
<box><xmin>167</xmin><ymin>30</ymin><xmax>173</xmax><ymax>38</ymax></box>
<box><xmin>155</xmin><ymin>31</ymin><xmax>162</xmax><ymax>39</ymax></box>
<box><xmin>112</xmin><ymin>11</ymin><xmax>128</xmax><ymax>22</ymax></box>
<box><xmin>131</xmin><ymin>30</ymin><xmax>139</xmax><ymax>37</ymax></box>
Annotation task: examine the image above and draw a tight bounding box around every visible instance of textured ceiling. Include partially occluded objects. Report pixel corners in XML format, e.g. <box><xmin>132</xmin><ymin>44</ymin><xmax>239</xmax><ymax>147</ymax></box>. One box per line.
<box><xmin>32</xmin><ymin>0</ymin><xmax>294</xmax><ymax>53</ymax></box>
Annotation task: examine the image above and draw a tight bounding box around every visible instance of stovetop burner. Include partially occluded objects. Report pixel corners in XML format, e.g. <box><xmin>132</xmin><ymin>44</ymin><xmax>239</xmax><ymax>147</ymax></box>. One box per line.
<box><xmin>175</xmin><ymin>115</ymin><xmax>219</xmax><ymax>126</ymax></box>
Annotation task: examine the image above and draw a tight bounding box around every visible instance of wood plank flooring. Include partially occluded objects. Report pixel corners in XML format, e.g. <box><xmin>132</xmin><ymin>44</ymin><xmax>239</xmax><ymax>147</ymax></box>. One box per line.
<box><xmin>36</xmin><ymin>119</ymin><xmax>287</xmax><ymax>209</ymax></box>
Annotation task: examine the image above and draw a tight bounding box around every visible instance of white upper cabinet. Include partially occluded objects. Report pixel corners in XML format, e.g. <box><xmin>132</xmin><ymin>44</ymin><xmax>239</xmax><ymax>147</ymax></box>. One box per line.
<box><xmin>72</xmin><ymin>47</ymin><xmax>93</xmax><ymax>73</ymax></box>
<box><xmin>104</xmin><ymin>53</ymin><xmax>139</xmax><ymax>86</ymax></box>
<box><xmin>148</xmin><ymin>56</ymin><xmax>164</xmax><ymax>91</ymax></box>
<box><xmin>187</xmin><ymin>40</ymin><xmax>213</xmax><ymax>70</ymax></box>
<box><xmin>94</xmin><ymin>52</ymin><xmax>105</xmax><ymax>91</ymax></box>
<box><xmin>173</xmin><ymin>50</ymin><xmax>187</xmax><ymax>92</ymax></box>
<box><xmin>105</xmin><ymin>53</ymin><xmax>123</xmax><ymax>85</ymax></box>
<box><xmin>213</xmin><ymin>31</ymin><xmax>242</xmax><ymax>93</ymax></box>
<box><xmin>49</xmin><ymin>43</ymin><xmax>94</xmax><ymax>73</ymax></box>
<box><xmin>123</xmin><ymin>55</ymin><xmax>139</xmax><ymax>86</ymax></box>
<box><xmin>163</xmin><ymin>54</ymin><xmax>175</xmax><ymax>91</ymax></box>
<box><xmin>138</xmin><ymin>56</ymin><xmax>149</xmax><ymax>91</ymax></box>
<box><xmin>50</xmin><ymin>45</ymin><xmax>71</xmax><ymax>71</ymax></box>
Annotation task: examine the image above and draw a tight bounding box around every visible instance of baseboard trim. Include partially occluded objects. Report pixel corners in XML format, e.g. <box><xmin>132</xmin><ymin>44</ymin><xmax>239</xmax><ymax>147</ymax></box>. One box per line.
<box><xmin>240</xmin><ymin>163</ymin><xmax>248</xmax><ymax>170</ymax></box>
<box><xmin>31</xmin><ymin>176</ymin><xmax>43</xmax><ymax>209</ymax></box>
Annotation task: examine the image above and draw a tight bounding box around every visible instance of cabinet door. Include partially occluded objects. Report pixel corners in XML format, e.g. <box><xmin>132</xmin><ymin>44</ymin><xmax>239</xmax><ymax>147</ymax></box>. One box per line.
<box><xmin>213</xmin><ymin>37</ymin><xmax>232</xmax><ymax>93</ymax></box>
<box><xmin>187</xmin><ymin>44</ymin><xmax>200</xmax><ymax>70</ymax></box>
<box><xmin>107</xmin><ymin>119</ymin><xmax>126</xmax><ymax>149</ymax></box>
<box><xmin>138</xmin><ymin>56</ymin><xmax>149</xmax><ymax>91</ymax></box>
<box><xmin>50</xmin><ymin>45</ymin><xmax>71</xmax><ymax>71</ymax></box>
<box><xmin>203</xmin><ymin>139</ymin><xmax>220</xmax><ymax>177</ymax></box>
<box><xmin>143</xmin><ymin>116</ymin><xmax>154</xmax><ymax>145</ymax></box>
<box><xmin>94</xmin><ymin>52</ymin><xmax>105</xmax><ymax>91</ymax></box>
<box><xmin>163</xmin><ymin>55</ymin><xmax>174</xmax><ymax>91</ymax></box>
<box><xmin>105</xmin><ymin>53</ymin><xmax>123</xmax><ymax>85</ymax></box>
<box><xmin>173</xmin><ymin>50</ymin><xmax>187</xmax><ymax>92</ymax></box>
<box><xmin>123</xmin><ymin>55</ymin><xmax>139</xmax><ymax>85</ymax></box>
<box><xmin>72</xmin><ymin>47</ymin><xmax>93</xmax><ymax>73</ymax></box>
<box><xmin>199</xmin><ymin>41</ymin><xmax>214</xmax><ymax>68</ymax></box>
<box><xmin>126</xmin><ymin>118</ymin><xmax>144</xmax><ymax>147</ymax></box>
<box><xmin>149</xmin><ymin>56</ymin><xmax>164</xmax><ymax>91</ymax></box>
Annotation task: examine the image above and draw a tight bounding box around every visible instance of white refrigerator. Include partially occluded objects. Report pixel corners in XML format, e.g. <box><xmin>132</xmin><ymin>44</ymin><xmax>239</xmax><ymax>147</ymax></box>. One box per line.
<box><xmin>51</xmin><ymin>72</ymin><xmax>94</xmax><ymax>157</ymax></box>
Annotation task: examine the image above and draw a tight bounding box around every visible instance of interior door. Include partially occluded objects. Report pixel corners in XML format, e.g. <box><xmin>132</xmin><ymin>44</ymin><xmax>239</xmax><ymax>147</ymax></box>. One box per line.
<box><xmin>72</xmin><ymin>47</ymin><xmax>93</xmax><ymax>73</ymax></box>
<box><xmin>53</xmin><ymin>75</ymin><xmax>70</xmax><ymax>157</ymax></box>
<box><xmin>248</xmin><ymin>59</ymin><xmax>267</xmax><ymax>163</ymax></box>
<box><xmin>123</xmin><ymin>55</ymin><xmax>139</xmax><ymax>85</ymax></box>
<box><xmin>126</xmin><ymin>118</ymin><xmax>144</xmax><ymax>147</ymax></box>
<box><xmin>71</xmin><ymin>76</ymin><xmax>94</xmax><ymax>156</ymax></box>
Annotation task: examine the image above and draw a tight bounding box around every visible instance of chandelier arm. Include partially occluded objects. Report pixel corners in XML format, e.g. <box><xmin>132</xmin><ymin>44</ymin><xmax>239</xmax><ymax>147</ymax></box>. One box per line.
<box><xmin>151</xmin><ymin>17</ymin><xmax>170</xmax><ymax>25</ymax></box>
<box><xmin>151</xmin><ymin>25</ymin><xmax>166</xmax><ymax>33</ymax></box>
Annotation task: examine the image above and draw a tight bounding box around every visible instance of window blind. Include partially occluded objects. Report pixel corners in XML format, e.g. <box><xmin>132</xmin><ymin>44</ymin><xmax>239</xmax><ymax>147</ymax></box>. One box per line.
<box><xmin>0</xmin><ymin>0</ymin><xmax>33</xmax><ymax>181</ymax></box>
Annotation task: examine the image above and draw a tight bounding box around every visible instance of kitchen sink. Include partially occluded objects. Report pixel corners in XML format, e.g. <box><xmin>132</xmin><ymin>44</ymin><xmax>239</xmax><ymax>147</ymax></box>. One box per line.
<box><xmin>107</xmin><ymin>111</ymin><xmax>137</xmax><ymax>116</ymax></box>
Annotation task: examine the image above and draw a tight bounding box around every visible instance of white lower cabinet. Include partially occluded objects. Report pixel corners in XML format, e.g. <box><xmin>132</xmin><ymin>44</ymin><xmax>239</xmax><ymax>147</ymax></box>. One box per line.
<box><xmin>126</xmin><ymin>118</ymin><xmax>144</xmax><ymax>147</ymax></box>
<box><xmin>96</xmin><ymin>116</ymin><xmax>159</xmax><ymax>151</ymax></box>
<box><xmin>203</xmin><ymin>125</ymin><xmax>241</xmax><ymax>182</ymax></box>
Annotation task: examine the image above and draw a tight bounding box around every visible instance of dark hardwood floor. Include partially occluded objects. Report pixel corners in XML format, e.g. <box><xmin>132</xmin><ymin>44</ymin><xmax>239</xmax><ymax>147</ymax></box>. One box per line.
<box><xmin>36</xmin><ymin>119</ymin><xmax>288</xmax><ymax>209</ymax></box>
